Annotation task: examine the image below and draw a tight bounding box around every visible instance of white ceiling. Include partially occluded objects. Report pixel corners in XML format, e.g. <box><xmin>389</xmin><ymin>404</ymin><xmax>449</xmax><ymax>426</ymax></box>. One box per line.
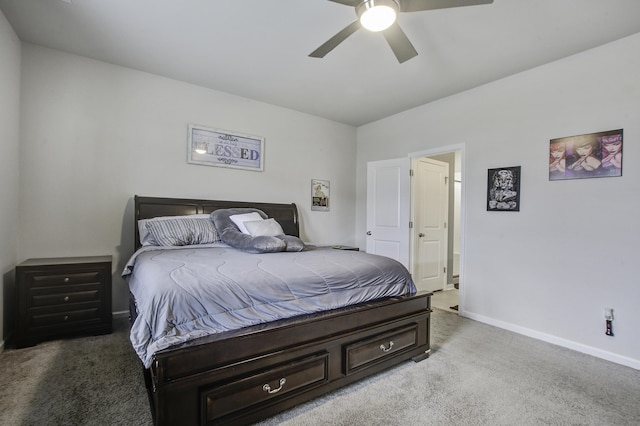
<box><xmin>2</xmin><ymin>0</ymin><xmax>640</xmax><ymax>126</ymax></box>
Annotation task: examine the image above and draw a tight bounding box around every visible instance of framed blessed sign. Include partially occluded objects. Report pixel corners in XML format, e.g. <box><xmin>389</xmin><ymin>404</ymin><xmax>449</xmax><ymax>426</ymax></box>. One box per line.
<box><xmin>188</xmin><ymin>124</ymin><xmax>264</xmax><ymax>171</ymax></box>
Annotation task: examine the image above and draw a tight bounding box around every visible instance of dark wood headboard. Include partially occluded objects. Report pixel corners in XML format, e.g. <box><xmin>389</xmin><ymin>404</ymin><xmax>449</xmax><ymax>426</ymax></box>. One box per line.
<box><xmin>134</xmin><ymin>195</ymin><xmax>300</xmax><ymax>249</ymax></box>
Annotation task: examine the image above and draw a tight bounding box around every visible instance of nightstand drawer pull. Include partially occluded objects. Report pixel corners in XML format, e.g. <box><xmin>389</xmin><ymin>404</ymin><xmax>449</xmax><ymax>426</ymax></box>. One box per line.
<box><xmin>263</xmin><ymin>378</ymin><xmax>286</xmax><ymax>394</ymax></box>
<box><xmin>64</xmin><ymin>296</ymin><xmax>70</xmax><ymax>302</ymax></box>
<box><xmin>64</xmin><ymin>277</ymin><xmax>70</xmax><ymax>282</ymax></box>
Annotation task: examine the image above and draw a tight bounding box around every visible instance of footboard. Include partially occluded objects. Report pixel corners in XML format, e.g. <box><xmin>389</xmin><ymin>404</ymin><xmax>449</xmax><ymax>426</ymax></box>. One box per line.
<box><xmin>146</xmin><ymin>291</ymin><xmax>431</xmax><ymax>426</ymax></box>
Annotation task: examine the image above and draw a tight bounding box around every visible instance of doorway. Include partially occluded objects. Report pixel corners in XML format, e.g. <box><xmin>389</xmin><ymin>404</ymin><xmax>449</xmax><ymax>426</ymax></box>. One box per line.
<box><xmin>411</xmin><ymin>157</ymin><xmax>449</xmax><ymax>293</ymax></box>
<box><xmin>412</xmin><ymin>149</ymin><xmax>462</xmax><ymax>313</ymax></box>
<box><xmin>365</xmin><ymin>145</ymin><xmax>464</xmax><ymax>313</ymax></box>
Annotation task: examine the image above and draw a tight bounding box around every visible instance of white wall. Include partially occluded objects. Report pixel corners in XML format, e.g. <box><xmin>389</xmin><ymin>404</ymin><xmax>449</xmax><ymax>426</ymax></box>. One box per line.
<box><xmin>356</xmin><ymin>33</ymin><xmax>640</xmax><ymax>368</ymax></box>
<box><xmin>18</xmin><ymin>44</ymin><xmax>357</xmax><ymax>313</ymax></box>
<box><xmin>0</xmin><ymin>10</ymin><xmax>20</xmax><ymax>344</ymax></box>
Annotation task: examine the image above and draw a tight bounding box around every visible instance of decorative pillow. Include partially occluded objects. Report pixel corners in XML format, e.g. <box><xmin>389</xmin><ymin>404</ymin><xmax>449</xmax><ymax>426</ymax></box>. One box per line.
<box><xmin>229</xmin><ymin>212</ymin><xmax>264</xmax><ymax>234</ymax></box>
<box><xmin>141</xmin><ymin>214</ymin><xmax>221</xmax><ymax>247</ymax></box>
<box><xmin>138</xmin><ymin>214</ymin><xmax>215</xmax><ymax>246</ymax></box>
<box><xmin>210</xmin><ymin>208</ymin><xmax>286</xmax><ymax>253</ymax></box>
<box><xmin>244</xmin><ymin>218</ymin><xmax>285</xmax><ymax>237</ymax></box>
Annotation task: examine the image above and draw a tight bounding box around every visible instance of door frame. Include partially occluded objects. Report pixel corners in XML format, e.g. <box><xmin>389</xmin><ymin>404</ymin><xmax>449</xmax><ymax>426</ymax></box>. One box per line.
<box><xmin>408</xmin><ymin>143</ymin><xmax>466</xmax><ymax>313</ymax></box>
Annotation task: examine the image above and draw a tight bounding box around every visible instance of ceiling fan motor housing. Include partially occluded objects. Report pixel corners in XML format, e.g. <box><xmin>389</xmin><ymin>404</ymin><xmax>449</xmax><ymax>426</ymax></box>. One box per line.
<box><xmin>356</xmin><ymin>0</ymin><xmax>400</xmax><ymax>32</ymax></box>
<box><xmin>356</xmin><ymin>0</ymin><xmax>400</xmax><ymax>15</ymax></box>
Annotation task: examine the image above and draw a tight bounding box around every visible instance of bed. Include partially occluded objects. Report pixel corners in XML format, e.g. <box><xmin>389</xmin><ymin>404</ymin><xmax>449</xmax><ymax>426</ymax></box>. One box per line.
<box><xmin>125</xmin><ymin>195</ymin><xmax>432</xmax><ymax>426</ymax></box>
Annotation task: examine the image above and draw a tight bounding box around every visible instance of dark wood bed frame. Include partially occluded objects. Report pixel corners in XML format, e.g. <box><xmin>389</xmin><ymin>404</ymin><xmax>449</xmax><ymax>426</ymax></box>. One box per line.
<box><xmin>131</xmin><ymin>195</ymin><xmax>432</xmax><ymax>426</ymax></box>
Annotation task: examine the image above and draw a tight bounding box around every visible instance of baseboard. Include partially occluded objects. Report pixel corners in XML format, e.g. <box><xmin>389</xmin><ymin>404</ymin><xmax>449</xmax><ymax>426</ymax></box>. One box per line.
<box><xmin>0</xmin><ymin>329</ymin><xmax>13</xmax><ymax>353</ymax></box>
<box><xmin>462</xmin><ymin>311</ymin><xmax>640</xmax><ymax>371</ymax></box>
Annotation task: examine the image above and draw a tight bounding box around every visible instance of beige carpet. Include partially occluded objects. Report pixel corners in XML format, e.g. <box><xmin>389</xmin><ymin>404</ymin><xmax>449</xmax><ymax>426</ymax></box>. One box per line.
<box><xmin>1</xmin><ymin>310</ymin><xmax>639</xmax><ymax>425</ymax></box>
<box><xmin>431</xmin><ymin>288</ymin><xmax>459</xmax><ymax>313</ymax></box>
<box><xmin>0</xmin><ymin>317</ymin><xmax>152</xmax><ymax>426</ymax></box>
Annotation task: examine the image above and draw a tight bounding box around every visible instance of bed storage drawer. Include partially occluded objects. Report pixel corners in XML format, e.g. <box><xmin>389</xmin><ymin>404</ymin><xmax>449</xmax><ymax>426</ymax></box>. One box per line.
<box><xmin>202</xmin><ymin>352</ymin><xmax>329</xmax><ymax>424</ymax></box>
<box><xmin>345</xmin><ymin>324</ymin><xmax>419</xmax><ymax>375</ymax></box>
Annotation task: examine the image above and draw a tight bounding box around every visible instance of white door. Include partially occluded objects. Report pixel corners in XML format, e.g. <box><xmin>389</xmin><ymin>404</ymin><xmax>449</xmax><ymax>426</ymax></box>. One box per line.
<box><xmin>366</xmin><ymin>158</ymin><xmax>411</xmax><ymax>268</ymax></box>
<box><xmin>412</xmin><ymin>157</ymin><xmax>449</xmax><ymax>292</ymax></box>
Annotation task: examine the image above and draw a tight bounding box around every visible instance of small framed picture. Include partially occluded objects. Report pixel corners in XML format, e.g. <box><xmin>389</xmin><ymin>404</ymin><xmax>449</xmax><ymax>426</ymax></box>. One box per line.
<box><xmin>487</xmin><ymin>166</ymin><xmax>521</xmax><ymax>212</ymax></box>
<box><xmin>311</xmin><ymin>179</ymin><xmax>330</xmax><ymax>212</ymax></box>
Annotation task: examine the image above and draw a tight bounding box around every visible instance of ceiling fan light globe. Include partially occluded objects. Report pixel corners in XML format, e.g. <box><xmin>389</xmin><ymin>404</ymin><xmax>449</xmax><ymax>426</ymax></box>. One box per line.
<box><xmin>357</xmin><ymin>1</ymin><xmax>398</xmax><ymax>32</ymax></box>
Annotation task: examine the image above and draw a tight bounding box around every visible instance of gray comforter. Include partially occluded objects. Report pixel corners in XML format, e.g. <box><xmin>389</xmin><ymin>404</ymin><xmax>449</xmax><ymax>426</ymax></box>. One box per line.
<box><xmin>123</xmin><ymin>244</ymin><xmax>416</xmax><ymax>368</ymax></box>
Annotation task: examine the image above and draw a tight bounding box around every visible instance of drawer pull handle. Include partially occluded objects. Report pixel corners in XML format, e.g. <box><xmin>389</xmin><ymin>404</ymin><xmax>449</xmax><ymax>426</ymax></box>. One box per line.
<box><xmin>64</xmin><ymin>296</ymin><xmax>70</xmax><ymax>302</ymax></box>
<box><xmin>263</xmin><ymin>378</ymin><xmax>286</xmax><ymax>394</ymax></box>
<box><xmin>64</xmin><ymin>277</ymin><xmax>70</xmax><ymax>282</ymax></box>
<box><xmin>64</xmin><ymin>315</ymin><xmax>69</xmax><ymax>321</ymax></box>
<box><xmin>379</xmin><ymin>341</ymin><xmax>394</xmax><ymax>352</ymax></box>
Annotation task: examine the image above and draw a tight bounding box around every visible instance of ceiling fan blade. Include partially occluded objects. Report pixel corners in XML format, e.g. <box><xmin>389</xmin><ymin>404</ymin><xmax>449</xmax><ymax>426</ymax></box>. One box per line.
<box><xmin>382</xmin><ymin>22</ymin><xmax>418</xmax><ymax>63</ymax></box>
<box><xmin>309</xmin><ymin>20</ymin><xmax>362</xmax><ymax>58</ymax></box>
<box><xmin>399</xmin><ymin>0</ymin><xmax>493</xmax><ymax>13</ymax></box>
<box><xmin>327</xmin><ymin>0</ymin><xmax>360</xmax><ymax>5</ymax></box>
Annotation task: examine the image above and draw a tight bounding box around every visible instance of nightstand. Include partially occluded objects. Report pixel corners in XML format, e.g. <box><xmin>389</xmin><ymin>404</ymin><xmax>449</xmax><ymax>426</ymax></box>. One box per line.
<box><xmin>330</xmin><ymin>245</ymin><xmax>359</xmax><ymax>251</ymax></box>
<box><xmin>310</xmin><ymin>245</ymin><xmax>360</xmax><ymax>251</ymax></box>
<box><xmin>15</xmin><ymin>256</ymin><xmax>112</xmax><ymax>348</ymax></box>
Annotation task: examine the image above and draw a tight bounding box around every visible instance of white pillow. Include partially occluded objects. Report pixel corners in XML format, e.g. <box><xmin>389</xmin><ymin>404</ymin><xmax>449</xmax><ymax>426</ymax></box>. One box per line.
<box><xmin>244</xmin><ymin>218</ymin><xmax>284</xmax><ymax>237</ymax></box>
<box><xmin>229</xmin><ymin>212</ymin><xmax>264</xmax><ymax>234</ymax></box>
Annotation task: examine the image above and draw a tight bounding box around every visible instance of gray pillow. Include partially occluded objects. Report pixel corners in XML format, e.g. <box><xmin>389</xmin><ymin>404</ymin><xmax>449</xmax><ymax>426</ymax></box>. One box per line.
<box><xmin>278</xmin><ymin>234</ymin><xmax>306</xmax><ymax>252</ymax></box>
<box><xmin>210</xmin><ymin>208</ymin><xmax>286</xmax><ymax>253</ymax></box>
<box><xmin>142</xmin><ymin>215</ymin><xmax>221</xmax><ymax>246</ymax></box>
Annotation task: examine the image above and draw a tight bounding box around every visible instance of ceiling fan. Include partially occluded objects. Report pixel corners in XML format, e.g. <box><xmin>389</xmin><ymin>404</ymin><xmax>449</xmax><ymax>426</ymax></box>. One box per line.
<box><xmin>309</xmin><ymin>0</ymin><xmax>494</xmax><ymax>63</ymax></box>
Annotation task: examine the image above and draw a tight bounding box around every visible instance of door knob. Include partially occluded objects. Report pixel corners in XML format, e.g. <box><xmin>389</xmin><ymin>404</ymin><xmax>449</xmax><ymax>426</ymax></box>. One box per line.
<box><xmin>366</xmin><ymin>231</ymin><xmax>372</xmax><ymax>235</ymax></box>
<box><xmin>418</xmin><ymin>233</ymin><xmax>425</xmax><ymax>237</ymax></box>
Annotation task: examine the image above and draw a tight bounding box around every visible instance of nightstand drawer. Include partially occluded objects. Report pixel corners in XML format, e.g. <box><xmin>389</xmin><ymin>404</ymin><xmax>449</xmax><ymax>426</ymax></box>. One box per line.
<box><xmin>29</xmin><ymin>271</ymin><xmax>103</xmax><ymax>288</ymax></box>
<box><xmin>30</xmin><ymin>307</ymin><xmax>102</xmax><ymax>328</ymax></box>
<box><xmin>30</xmin><ymin>287</ymin><xmax>101</xmax><ymax>308</ymax></box>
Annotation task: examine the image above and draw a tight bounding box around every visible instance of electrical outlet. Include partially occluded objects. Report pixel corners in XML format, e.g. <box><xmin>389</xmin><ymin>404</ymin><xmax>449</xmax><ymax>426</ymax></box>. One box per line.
<box><xmin>604</xmin><ymin>308</ymin><xmax>614</xmax><ymax>336</ymax></box>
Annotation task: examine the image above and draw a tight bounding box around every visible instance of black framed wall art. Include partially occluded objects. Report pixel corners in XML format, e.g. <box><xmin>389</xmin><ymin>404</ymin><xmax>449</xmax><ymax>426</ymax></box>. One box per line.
<box><xmin>487</xmin><ymin>166</ymin><xmax>521</xmax><ymax>212</ymax></box>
